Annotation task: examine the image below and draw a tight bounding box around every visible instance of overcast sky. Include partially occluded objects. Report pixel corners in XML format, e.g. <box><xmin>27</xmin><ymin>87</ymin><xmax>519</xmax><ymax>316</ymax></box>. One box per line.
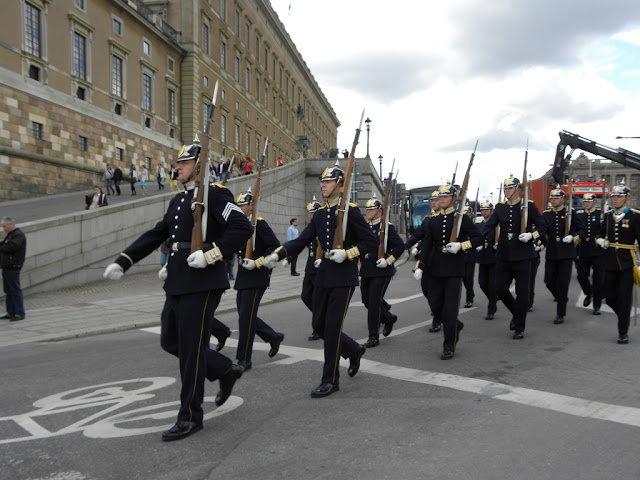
<box><xmin>270</xmin><ymin>0</ymin><xmax>640</xmax><ymax>202</ymax></box>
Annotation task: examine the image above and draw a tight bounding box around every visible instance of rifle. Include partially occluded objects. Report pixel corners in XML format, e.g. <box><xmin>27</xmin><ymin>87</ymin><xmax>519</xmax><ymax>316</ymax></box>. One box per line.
<box><xmin>565</xmin><ymin>178</ymin><xmax>573</xmax><ymax>237</ymax></box>
<box><xmin>244</xmin><ymin>138</ymin><xmax>268</xmax><ymax>259</ymax></box>
<box><xmin>520</xmin><ymin>141</ymin><xmax>529</xmax><ymax>234</ymax></box>
<box><xmin>191</xmin><ymin>80</ymin><xmax>219</xmax><ymax>253</ymax></box>
<box><xmin>451</xmin><ymin>161</ymin><xmax>459</xmax><ymax>186</ymax></box>
<box><xmin>473</xmin><ymin>187</ymin><xmax>479</xmax><ymax>218</ymax></box>
<box><xmin>450</xmin><ymin>140</ymin><xmax>478</xmax><ymax>242</ymax></box>
<box><xmin>495</xmin><ymin>183</ymin><xmax>502</xmax><ymax>245</ymax></box>
<box><xmin>332</xmin><ymin>110</ymin><xmax>365</xmax><ymax>249</ymax></box>
<box><xmin>377</xmin><ymin>160</ymin><xmax>396</xmax><ymax>259</ymax></box>
<box><xmin>602</xmin><ymin>177</ymin><xmax>607</xmax><ymax>211</ymax></box>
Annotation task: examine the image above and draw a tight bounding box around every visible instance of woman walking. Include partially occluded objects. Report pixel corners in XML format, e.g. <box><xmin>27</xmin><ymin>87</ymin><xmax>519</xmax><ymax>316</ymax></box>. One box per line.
<box><xmin>129</xmin><ymin>164</ymin><xmax>138</xmax><ymax>195</ymax></box>
<box><xmin>139</xmin><ymin>164</ymin><xmax>149</xmax><ymax>196</ymax></box>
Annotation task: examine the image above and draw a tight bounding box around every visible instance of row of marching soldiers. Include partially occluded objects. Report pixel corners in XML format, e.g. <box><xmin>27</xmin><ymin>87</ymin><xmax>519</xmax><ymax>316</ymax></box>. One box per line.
<box><xmin>407</xmin><ymin>175</ymin><xmax>638</xmax><ymax>364</ymax></box>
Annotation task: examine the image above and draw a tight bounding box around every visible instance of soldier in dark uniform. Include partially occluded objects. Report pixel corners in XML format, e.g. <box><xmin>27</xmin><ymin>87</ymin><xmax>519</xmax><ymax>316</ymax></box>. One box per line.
<box><xmin>476</xmin><ymin>201</ymin><xmax>498</xmax><ymax>320</ymax></box>
<box><xmin>541</xmin><ymin>188</ymin><xmax>582</xmax><ymax>324</ymax></box>
<box><xmin>483</xmin><ymin>175</ymin><xmax>546</xmax><ymax>339</ymax></box>
<box><xmin>233</xmin><ymin>189</ymin><xmax>285</xmax><ymax>371</ymax></box>
<box><xmin>408</xmin><ymin>190</ymin><xmax>443</xmax><ymax>332</ymax></box>
<box><xmin>575</xmin><ymin>193</ymin><xmax>605</xmax><ymax>315</ymax></box>
<box><xmin>461</xmin><ymin>204</ymin><xmax>477</xmax><ymax>308</ymax></box>
<box><xmin>264</xmin><ymin>162</ymin><xmax>378</xmax><ymax>397</ymax></box>
<box><xmin>301</xmin><ymin>196</ymin><xmax>322</xmax><ymax>341</ymax></box>
<box><xmin>360</xmin><ymin>194</ymin><xmax>406</xmax><ymax>347</ymax></box>
<box><xmin>413</xmin><ymin>183</ymin><xmax>481</xmax><ymax>360</ymax></box>
<box><xmin>597</xmin><ymin>183</ymin><xmax>640</xmax><ymax>344</ymax></box>
<box><xmin>103</xmin><ymin>142</ymin><xmax>251</xmax><ymax>441</ymax></box>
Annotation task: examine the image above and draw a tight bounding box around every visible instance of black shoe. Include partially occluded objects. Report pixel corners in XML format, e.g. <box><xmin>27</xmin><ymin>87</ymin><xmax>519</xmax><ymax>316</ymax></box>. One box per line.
<box><xmin>268</xmin><ymin>332</ymin><xmax>285</xmax><ymax>358</ymax></box>
<box><xmin>10</xmin><ymin>315</ymin><xmax>25</xmax><ymax>322</ymax></box>
<box><xmin>383</xmin><ymin>314</ymin><xmax>397</xmax><ymax>337</ymax></box>
<box><xmin>553</xmin><ymin>315</ymin><xmax>564</xmax><ymax>324</ymax></box>
<box><xmin>310</xmin><ymin>383</ymin><xmax>339</xmax><ymax>398</ymax></box>
<box><xmin>1</xmin><ymin>313</ymin><xmax>12</xmax><ymax>319</ymax></box>
<box><xmin>593</xmin><ymin>308</ymin><xmax>601</xmax><ymax>316</ymax></box>
<box><xmin>527</xmin><ymin>306</ymin><xmax>533</xmax><ymax>312</ymax></box>
<box><xmin>364</xmin><ymin>336</ymin><xmax>379</xmax><ymax>348</ymax></box>
<box><xmin>291</xmin><ymin>272</ymin><xmax>300</xmax><ymax>276</ymax></box>
<box><xmin>464</xmin><ymin>301</ymin><xmax>473</xmax><ymax>308</ymax></box>
<box><xmin>583</xmin><ymin>294</ymin><xmax>592</xmax><ymax>307</ymax></box>
<box><xmin>308</xmin><ymin>331</ymin><xmax>320</xmax><ymax>341</ymax></box>
<box><xmin>441</xmin><ymin>350</ymin><xmax>455</xmax><ymax>360</ymax></box>
<box><xmin>215</xmin><ymin>330</ymin><xmax>231</xmax><ymax>352</ymax></box>
<box><xmin>513</xmin><ymin>331</ymin><xmax>524</xmax><ymax>340</ymax></box>
<box><xmin>509</xmin><ymin>321</ymin><xmax>515</xmax><ymax>331</ymax></box>
<box><xmin>161</xmin><ymin>421</ymin><xmax>203</xmax><ymax>441</ymax></box>
<box><xmin>348</xmin><ymin>344</ymin><xmax>366</xmax><ymax>377</ymax></box>
<box><xmin>237</xmin><ymin>360</ymin><xmax>252</xmax><ymax>371</ymax></box>
<box><xmin>617</xmin><ymin>334</ymin><xmax>629</xmax><ymax>344</ymax></box>
<box><xmin>215</xmin><ymin>364</ymin><xmax>244</xmax><ymax>406</ymax></box>
<box><xmin>429</xmin><ymin>323</ymin><xmax>442</xmax><ymax>333</ymax></box>
<box><xmin>485</xmin><ymin>313</ymin><xmax>494</xmax><ymax>320</ymax></box>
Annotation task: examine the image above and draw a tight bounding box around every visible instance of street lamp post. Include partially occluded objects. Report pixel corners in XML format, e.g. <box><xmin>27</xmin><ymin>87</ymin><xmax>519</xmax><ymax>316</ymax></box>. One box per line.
<box><xmin>365</xmin><ymin>117</ymin><xmax>371</xmax><ymax>158</ymax></box>
<box><xmin>378</xmin><ymin>155</ymin><xmax>383</xmax><ymax>178</ymax></box>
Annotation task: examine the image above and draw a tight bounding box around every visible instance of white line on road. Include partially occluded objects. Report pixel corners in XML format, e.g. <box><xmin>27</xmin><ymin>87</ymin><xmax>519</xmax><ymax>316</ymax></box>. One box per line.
<box><xmin>140</xmin><ymin>325</ymin><xmax>640</xmax><ymax>428</ymax></box>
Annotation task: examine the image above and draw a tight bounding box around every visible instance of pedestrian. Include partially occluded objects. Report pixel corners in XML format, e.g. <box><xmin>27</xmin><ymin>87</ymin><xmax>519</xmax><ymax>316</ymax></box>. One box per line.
<box><xmin>243</xmin><ymin>156</ymin><xmax>253</xmax><ymax>175</ymax></box>
<box><xmin>320</xmin><ymin>149</ymin><xmax>328</xmax><ymax>159</ymax></box>
<box><xmin>1</xmin><ymin>217</ymin><xmax>26</xmax><ymax>322</ymax></box>
<box><xmin>300</xmin><ymin>196</ymin><xmax>322</xmax><ymax>341</ymax></box>
<box><xmin>103</xmin><ymin>164</ymin><xmax>115</xmax><ymax>195</ymax></box>
<box><xmin>360</xmin><ymin>194</ymin><xmax>405</xmax><ymax>347</ymax></box>
<box><xmin>169</xmin><ymin>164</ymin><xmax>179</xmax><ymax>192</ymax></box>
<box><xmin>103</xmin><ymin>141</ymin><xmax>252</xmax><ymax>441</ymax></box>
<box><xmin>129</xmin><ymin>164</ymin><xmax>138</xmax><ymax>195</ymax></box>
<box><xmin>277</xmin><ymin>156</ymin><xmax>284</xmax><ymax>167</ymax></box>
<box><xmin>597</xmin><ymin>182</ymin><xmax>640</xmax><ymax>344</ymax></box>
<box><xmin>483</xmin><ymin>175</ymin><xmax>546</xmax><ymax>340</ymax></box>
<box><xmin>413</xmin><ymin>183</ymin><xmax>481</xmax><ymax>360</ymax></box>
<box><xmin>575</xmin><ymin>193</ymin><xmax>605</xmax><ymax>315</ymax></box>
<box><xmin>156</xmin><ymin>164</ymin><xmax>166</xmax><ymax>190</ymax></box>
<box><xmin>112</xmin><ymin>164</ymin><xmax>123</xmax><ymax>196</ymax></box>
<box><xmin>264</xmin><ymin>161</ymin><xmax>378</xmax><ymax>397</ymax></box>
<box><xmin>286</xmin><ymin>218</ymin><xmax>300</xmax><ymax>276</ymax></box>
<box><xmin>84</xmin><ymin>186</ymin><xmax>108</xmax><ymax>210</ymax></box>
<box><xmin>139</xmin><ymin>165</ymin><xmax>148</xmax><ymax>196</ymax></box>
<box><xmin>233</xmin><ymin>188</ymin><xmax>285</xmax><ymax>371</ymax></box>
<box><xmin>541</xmin><ymin>188</ymin><xmax>582</xmax><ymax>325</ymax></box>
<box><xmin>476</xmin><ymin>201</ymin><xmax>498</xmax><ymax>320</ymax></box>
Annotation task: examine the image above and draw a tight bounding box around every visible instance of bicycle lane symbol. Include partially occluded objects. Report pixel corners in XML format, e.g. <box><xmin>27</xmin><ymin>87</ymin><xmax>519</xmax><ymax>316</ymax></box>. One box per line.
<box><xmin>0</xmin><ymin>377</ymin><xmax>242</xmax><ymax>444</ymax></box>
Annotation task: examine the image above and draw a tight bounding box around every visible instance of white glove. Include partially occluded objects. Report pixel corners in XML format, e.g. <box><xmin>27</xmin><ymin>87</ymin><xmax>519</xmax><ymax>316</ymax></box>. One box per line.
<box><xmin>413</xmin><ymin>268</ymin><xmax>423</xmax><ymax>281</ymax></box>
<box><xmin>187</xmin><ymin>250</ymin><xmax>208</xmax><ymax>269</ymax></box>
<box><xmin>103</xmin><ymin>263</ymin><xmax>123</xmax><ymax>280</ymax></box>
<box><xmin>476</xmin><ymin>245</ymin><xmax>483</xmax><ymax>252</ymax></box>
<box><xmin>518</xmin><ymin>232</ymin><xmax>533</xmax><ymax>243</ymax></box>
<box><xmin>328</xmin><ymin>249</ymin><xmax>347</xmax><ymax>263</ymax></box>
<box><xmin>314</xmin><ymin>259</ymin><xmax>322</xmax><ymax>268</ymax></box>
<box><xmin>596</xmin><ymin>238</ymin><xmax>606</xmax><ymax>248</ymax></box>
<box><xmin>445</xmin><ymin>242</ymin><xmax>461</xmax><ymax>254</ymax></box>
<box><xmin>263</xmin><ymin>253</ymin><xmax>279</xmax><ymax>269</ymax></box>
<box><xmin>281</xmin><ymin>258</ymin><xmax>290</xmax><ymax>268</ymax></box>
<box><xmin>493</xmin><ymin>244</ymin><xmax>498</xmax><ymax>250</ymax></box>
<box><xmin>375</xmin><ymin>258</ymin><xmax>388</xmax><ymax>269</ymax></box>
<box><xmin>534</xmin><ymin>245</ymin><xmax>541</xmax><ymax>252</ymax></box>
<box><xmin>158</xmin><ymin>264</ymin><xmax>168</xmax><ymax>281</ymax></box>
<box><xmin>562</xmin><ymin>235</ymin><xmax>574</xmax><ymax>244</ymax></box>
<box><xmin>242</xmin><ymin>258</ymin><xmax>256</xmax><ymax>270</ymax></box>
<box><xmin>410</xmin><ymin>246</ymin><xmax>419</xmax><ymax>257</ymax></box>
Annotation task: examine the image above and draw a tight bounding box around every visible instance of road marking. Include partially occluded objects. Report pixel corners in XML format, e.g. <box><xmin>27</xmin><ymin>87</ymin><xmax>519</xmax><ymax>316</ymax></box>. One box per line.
<box><xmin>575</xmin><ymin>293</ymin><xmax>614</xmax><ymax>313</ymax></box>
<box><xmin>140</xmin><ymin>326</ymin><xmax>640</xmax><ymax>428</ymax></box>
<box><xmin>351</xmin><ymin>293</ymin><xmax>424</xmax><ymax>307</ymax></box>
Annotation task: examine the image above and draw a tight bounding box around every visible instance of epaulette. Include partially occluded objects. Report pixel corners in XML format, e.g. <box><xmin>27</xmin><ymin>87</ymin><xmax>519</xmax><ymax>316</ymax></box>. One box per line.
<box><xmin>528</xmin><ymin>199</ymin><xmax>535</xmax><ymax>203</ymax></box>
<box><xmin>349</xmin><ymin>202</ymin><xmax>357</xmax><ymax>208</ymax></box>
<box><xmin>543</xmin><ymin>209</ymin><xmax>551</xmax><ymax>213</ymax></box>
<box><xmin>388</xmin><ymin>221</ymin><xmax>394</xmax><ymax>225</ymax></box>
<box><xmin>213</xmin><ymin>183</ymin><xmax>226</xmax><ymax>188</ymax></box>
<box><xmin>318</xmin><ymin>205</ymin><xmax>327</xmax><ymax>210</ymax></box>
<box><xmin>577</xmin><ymin>210</ymin><xmax>584</xmax><ymax>214</ymax></box>
<box><xmin>500</xmin><ymin>200</ymin><xmax>506</xmax><ymax>204</ymax></box>
<box><xmin>631</xmin><ymin>208</ymin><xmax>640</xmax><ymax>215</ymax></box>
<box><xmin>257</xmin><ymin>216</ymin><xmax>264</xmax><ymax>221</ymax></box>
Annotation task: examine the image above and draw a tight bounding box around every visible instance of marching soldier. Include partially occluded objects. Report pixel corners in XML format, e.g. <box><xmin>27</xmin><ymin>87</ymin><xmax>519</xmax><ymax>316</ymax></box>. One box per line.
<box><xmin>301</xmin><ymin>196</ymin><xmax>322</xmax><ymax>341</ymax></box>
<box><xmin>541</xmin><ymin>188</ymin><xmax>582</xmax><ymax>324</ymax></box>
<box><xmin>234</xmin><ymin>189</ymin><xmax>285</xmax><ymax>371</ymax></box>
<box><xmin>264</xmin><ymin>162</ymin><xmax>378</xmax><ymax>397</ymax></box>
<box><xmin>360</xmin><ymin>194</ymin><xmax>405</xmax><ymax>347</ymax></box>
<box><xmin>461</xmin><ymin>204</ymin><xmax>477</xmax><ymax>308</ymax></box>
<box><xmin>483</xmin><ymin>175</ymin><xmax>546</xmax><ymax>339</ymax></box>
<box><xmin>597</xmin><ymin>183</ymin><xmax>640</xmax><ymax>344</ymax></box>
<box><xmin>476</xmin><ymin>201</ymin><xmax>498</xmax><ymax>320</ymax></box>
<box><xmin>575</xmin><ymin>193</ymin><xmax>605</xmax><ymax>315</ymax></box>
<box><xmin>413</xmin><ymin>183</ymin><xmax>481</xmax><ymax>360</ymax></box>
<box><xmin>103</xmin><ymin>142</ymin><xmax>251</xmax><ymax>441</ymax></box>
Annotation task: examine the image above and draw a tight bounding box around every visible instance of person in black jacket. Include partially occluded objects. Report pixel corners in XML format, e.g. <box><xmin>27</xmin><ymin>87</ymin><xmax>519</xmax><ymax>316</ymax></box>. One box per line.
<box><xmin>1</xmin><ymin>217</ymin><xmax>27</xmax><ymax>321</ymax></box>
<box><xmin>233</xmin><ymin>189</ymin><xmax>285</xmax><ymax>371</ymax></box>
<box><xmin>413</xmin><ymin>184</ymin><xmax>481</xmax><ymax>360</ymax></box>
<box><xmin>360</xmin><ymin>194</ymin><xmax>406</xmax><ymax>347</ymax></box>
<box><xmin>103</xmin><ymin>142</ymin><xmax>252</xmax><ymax>441</ymax></box>
<box><xmin>113</xmin><ymin>164</ymin><xmax>123</xmax><ymax>195</ymax></box>
<box><xmin>476</xmin><ymin>201</ymin><xmax>498</xmax><ymax>320</ymax></box>
<box><xmin>597</xmin><ymin>183</ymin><xmax>640</xmax><ymax>344</ymax></box>
<box><xmin>264</xmin><ymin>161</ymin><xmax>378</xmax><ymax>398</ymax></box>
<box><xmin>575</xmin><ymin>193</ymin><xmax>605</xmax><ymax>315</ymax></box>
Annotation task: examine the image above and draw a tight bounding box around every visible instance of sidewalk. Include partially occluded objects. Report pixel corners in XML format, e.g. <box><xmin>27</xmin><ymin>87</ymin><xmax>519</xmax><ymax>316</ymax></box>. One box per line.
<box><xmin>0</xmin><ymin>264</ymin><xmax>306</xmax><ymax>348</ymax></box>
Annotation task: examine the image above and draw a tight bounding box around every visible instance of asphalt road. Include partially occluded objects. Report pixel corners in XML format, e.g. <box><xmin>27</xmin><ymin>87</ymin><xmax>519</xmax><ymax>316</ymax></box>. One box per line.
<box><xmin>1</xmin><ymin>270</ymin><xmax>639</xmax><ymax>480</ymax></box>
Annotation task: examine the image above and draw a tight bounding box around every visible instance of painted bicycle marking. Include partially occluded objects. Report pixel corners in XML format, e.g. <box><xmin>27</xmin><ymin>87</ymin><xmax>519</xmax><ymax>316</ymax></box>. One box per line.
<box><xmin>0</xmin><ymin>377</ymin><xmax>242</xmax><ymax>444</ymax></box>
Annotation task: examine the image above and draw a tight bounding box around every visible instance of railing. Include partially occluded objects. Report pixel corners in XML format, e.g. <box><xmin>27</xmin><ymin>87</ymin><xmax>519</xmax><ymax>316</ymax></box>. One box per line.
<box><xmin>120</xmin><ymin>0</ymin><xmax>179</xmax><ymax>42</ymax></box>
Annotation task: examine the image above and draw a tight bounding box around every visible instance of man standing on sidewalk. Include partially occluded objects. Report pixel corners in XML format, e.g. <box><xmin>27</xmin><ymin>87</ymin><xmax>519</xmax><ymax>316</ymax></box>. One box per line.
<box><xmin>286</xmin><ymin>218</ymin><xmax>300</xmax><ymax>276</ymax></box>
<box><xmin>113</xmin><ymin>164</ymin><xmax>123</xmax><ymax>196</ymax></box>
<box><xmin>1</xmin><ymin>217</ymin><xmax>26</xmax><ymax>322</ymax></box>
<box><xmin>103</xmin><ymin>164</ymin><xmax>115</xmax><ymax>195</ymax></box>
<box><xmin>103</xmin><ymin>142</ymin><xmax>252</xmax><ymax>441</ymax></box>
